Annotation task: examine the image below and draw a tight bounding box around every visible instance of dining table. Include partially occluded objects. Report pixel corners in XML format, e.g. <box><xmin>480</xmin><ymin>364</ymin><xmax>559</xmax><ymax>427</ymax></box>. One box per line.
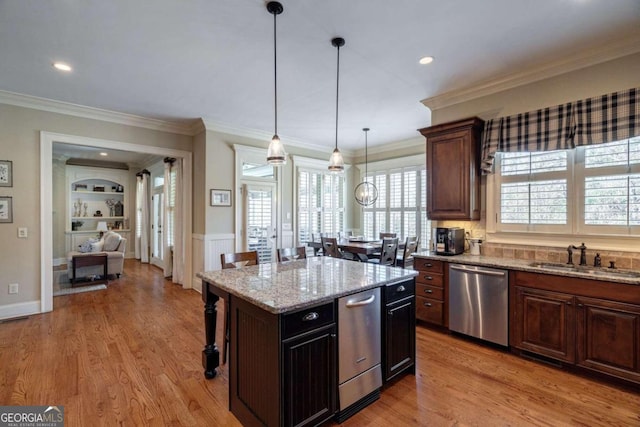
<box><xmin>306</xmin><ymin>237</ymin><xmax>403</xmax><ymax>258</ymax></box>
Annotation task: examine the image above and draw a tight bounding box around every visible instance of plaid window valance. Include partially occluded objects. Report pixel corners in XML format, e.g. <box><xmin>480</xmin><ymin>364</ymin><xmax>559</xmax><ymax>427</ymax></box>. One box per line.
<box><xmin>481</xmin><ymin>87</ymin><xmax>640</xmax><ymax>173</ymax></box>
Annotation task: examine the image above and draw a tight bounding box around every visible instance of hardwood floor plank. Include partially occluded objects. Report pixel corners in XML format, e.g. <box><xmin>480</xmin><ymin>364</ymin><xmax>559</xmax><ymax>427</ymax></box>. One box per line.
<box><xmin>1</xmin><ymin>259</ymin><xmax>638</xmax><ymax>426</ymax></box>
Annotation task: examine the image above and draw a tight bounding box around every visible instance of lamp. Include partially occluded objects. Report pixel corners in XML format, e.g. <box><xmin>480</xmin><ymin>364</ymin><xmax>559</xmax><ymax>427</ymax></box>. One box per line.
<box><xmin>354</xmin><ymin>128</ymin><xmax>378</xmax><ymax>206</ymax></box>
<box><xmin>96</xmin><ymin>221</ymin><xmax>108</xmax><ymax>237</ymax></box>
<box><xmin>328</xmin><ymin>37</ymin><xmax>345</xmax><ymax>173</ymax></box>
<box><xmin>266</xmin><ymin>1</ymin><xmax>286</xmax><ymax>166</ymax></box>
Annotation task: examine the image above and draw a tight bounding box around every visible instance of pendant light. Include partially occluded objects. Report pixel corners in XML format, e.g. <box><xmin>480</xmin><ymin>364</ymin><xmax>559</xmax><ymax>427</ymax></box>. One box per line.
<box><xmin>354</xmin><ymin>128</ymin><xmax>378</xmax><ymax>206</ymax></box>
<box><xmin>266</xmin><ymin>1</ymin><xmax>286</xmax><ymax>166</ymax></box>
<box><xmin>328</xmin><ymin>37</ymin><xmax>345</xmax><ymax>173</ymax></box>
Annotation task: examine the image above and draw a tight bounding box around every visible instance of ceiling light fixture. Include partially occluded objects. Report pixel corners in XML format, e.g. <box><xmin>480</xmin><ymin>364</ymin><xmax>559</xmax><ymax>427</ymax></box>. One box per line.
<box><xmin>266</xmin><ymin>1</ymin><xmax>286</xmax><ymax>166</ymax></box>
<box><xmin>99</xmin><ymin>152</ymin><xmax>108</xmax><ymax>156</ymax></box>
<box><xmin>354</xmin><ymin>127</ymin><xmax>378</xmax><ymax>206</ymax></box>
<box><xmin>419</xmin><ymin>56</ymin><xmax>434</xmax><ymax>65</ymax></box>
<box><xmin>53</xmin><ymin>62</ymin><xmax>72</xmax><ymax>72</ymax></box>
<box><xmin>328</xmin><ymin>37</ymin><xmax>345</xmax><ymax>173</ymax></box>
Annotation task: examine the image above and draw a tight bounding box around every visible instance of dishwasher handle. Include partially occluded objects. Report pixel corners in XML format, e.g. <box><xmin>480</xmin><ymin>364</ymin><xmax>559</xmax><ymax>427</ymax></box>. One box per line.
<box><xmin>345</xmin><ymin>294</ymin><xmax>376</xmax><ymax>308</ymax></box>
<box><xmin>450</xmin><ymin>264</ymin><xmax>506</xmax><ymax>277</ymax></box>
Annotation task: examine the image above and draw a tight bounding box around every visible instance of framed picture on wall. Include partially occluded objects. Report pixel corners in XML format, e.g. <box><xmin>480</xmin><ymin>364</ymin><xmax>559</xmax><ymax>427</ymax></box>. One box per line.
<box><xmin>211</xmin><ymin>189</ymin><xmax>232</xmax><ymax>207</ymax></box>
<box><xmin>0</xmin><ymin>196</ymin><xmax>13</xmax><ymax>223</ymax></box>
<box><xmin>0</xmin><ymin>160</ymin><xmax>12</xmax><ymax>187</ymax></box>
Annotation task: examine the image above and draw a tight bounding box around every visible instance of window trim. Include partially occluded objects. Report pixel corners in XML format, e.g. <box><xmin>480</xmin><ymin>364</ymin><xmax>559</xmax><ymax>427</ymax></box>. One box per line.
<box><xmin>487</xmin><ymin>141</ymin><xmax>640</xmax><ymax>252</ymax></box>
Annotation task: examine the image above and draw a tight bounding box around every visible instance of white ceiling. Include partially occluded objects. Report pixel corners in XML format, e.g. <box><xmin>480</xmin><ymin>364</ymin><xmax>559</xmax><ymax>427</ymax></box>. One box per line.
<box><xmin>1</xmin><ymin>0</ymin><xmax>640</xmax><ymax>153</ymax></box>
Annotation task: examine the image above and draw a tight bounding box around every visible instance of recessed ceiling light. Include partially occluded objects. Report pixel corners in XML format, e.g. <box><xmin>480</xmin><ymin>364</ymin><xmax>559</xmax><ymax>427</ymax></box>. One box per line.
<box><xmin>419</xmin><ymin>56</ymin><xmax>434</xmax><ymax>65</ymax></box>
<box><xmin>53</xmin><ymin>62</ymin><xmax>72</xmax><ymax>72</ymax></box>
<box><xmin>99</xmin><ymin>152</ymin><xmax>108</xmax><ymax>156</ymax></box>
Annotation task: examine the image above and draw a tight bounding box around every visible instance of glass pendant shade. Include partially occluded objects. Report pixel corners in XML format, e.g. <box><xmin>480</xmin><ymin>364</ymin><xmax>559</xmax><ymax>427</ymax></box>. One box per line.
<box><xmin>267</xmin><ymin>134</ymin><xmax>286</xmax><ymax>165</ymax></box>
<box><xmin>328</xmin><ymin>147</ymin><xmax>344</xmax><ymax>173</ymax></box>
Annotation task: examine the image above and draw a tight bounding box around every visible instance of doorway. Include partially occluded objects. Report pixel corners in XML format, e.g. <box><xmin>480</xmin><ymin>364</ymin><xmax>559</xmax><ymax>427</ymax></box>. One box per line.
<box><xmin>40</xmin><ymin>131</ymin><xmax>193</xmax><ymax>314</ymax></box>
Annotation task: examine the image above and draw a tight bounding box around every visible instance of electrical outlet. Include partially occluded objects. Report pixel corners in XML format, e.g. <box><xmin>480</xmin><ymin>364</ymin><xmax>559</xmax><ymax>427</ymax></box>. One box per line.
<box><xmin>18</xmin><ymin>227</ymin><xmax>28</xmax><ymax>238</ymax></box>
<box><xmin>8</xmin><ymin>283</ymin><xmax>19</xmax><ymax>294</ymax></box>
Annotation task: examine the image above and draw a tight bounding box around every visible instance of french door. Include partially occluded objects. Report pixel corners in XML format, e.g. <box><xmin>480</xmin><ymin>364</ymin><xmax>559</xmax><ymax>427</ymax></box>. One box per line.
<box><xmin>151</xmin><ymin>191</ymin><xmax>164</xmax><ymax>268</ymax></box>
<box><xmin>242</xmin><ymin>183</ymin><xmax>276</xmax><ymax>263</ymax></box>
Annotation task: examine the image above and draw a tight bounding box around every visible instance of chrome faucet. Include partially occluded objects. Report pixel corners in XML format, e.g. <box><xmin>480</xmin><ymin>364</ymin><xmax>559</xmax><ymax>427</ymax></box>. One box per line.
<box><xmin>578</xmin><ymin>243</ymin><xmax>587</xmax><ymax>266</ymax></box>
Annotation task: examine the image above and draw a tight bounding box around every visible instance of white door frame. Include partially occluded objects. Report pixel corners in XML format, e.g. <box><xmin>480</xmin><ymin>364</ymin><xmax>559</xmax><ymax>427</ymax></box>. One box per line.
<box><xmin>40</xmin><ymin>131</ymin><xmax>193</xmax><ymax>313</ymax></box>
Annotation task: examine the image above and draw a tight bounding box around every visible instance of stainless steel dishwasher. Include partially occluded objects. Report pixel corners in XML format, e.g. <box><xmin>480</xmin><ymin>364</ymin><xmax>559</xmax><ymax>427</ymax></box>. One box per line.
<box><xmin>448</xmin><ymin>264</ymin><xmax>509</xmax><ymax>346</ymax></box>
<box><xmin>337</xmin><ymin>287</ymin><xmax>382</xmax><ymax>419</ymax></box>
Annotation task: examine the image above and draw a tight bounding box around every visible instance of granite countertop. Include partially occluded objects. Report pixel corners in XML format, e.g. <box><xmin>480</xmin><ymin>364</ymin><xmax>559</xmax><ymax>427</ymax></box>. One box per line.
<box><xmin>197</xmin><ymin>257</ymin><xmax>419</xmax><ymax>314</ymax></box>
<box><xmin>413</xmin><ymin>251</ymin><xmax>640</xmax><ymax>286</ymax></box>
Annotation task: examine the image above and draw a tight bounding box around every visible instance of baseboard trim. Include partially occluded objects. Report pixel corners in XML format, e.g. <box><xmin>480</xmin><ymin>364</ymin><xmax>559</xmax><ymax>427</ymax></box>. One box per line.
<box><xmin>0</xmin><ymin>300</ymin><xmax>42</xmax><ymax>321</ymax></box>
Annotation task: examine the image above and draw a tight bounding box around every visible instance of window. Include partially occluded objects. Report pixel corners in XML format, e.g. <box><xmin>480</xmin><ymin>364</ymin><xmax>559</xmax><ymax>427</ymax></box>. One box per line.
<box><xmin>361</xmin><ymin>156</ymin><xmax>430</xmax><ymax>248</ymax></box>
<box><xmin>297</xmin><ymin>168</ymin><xmax>345</xmax><ymax>244</ymax></box>
<box><xmin>493</xmin><ymin>137</ymin><xmax>640</xmax><ymax>236</ymax></box>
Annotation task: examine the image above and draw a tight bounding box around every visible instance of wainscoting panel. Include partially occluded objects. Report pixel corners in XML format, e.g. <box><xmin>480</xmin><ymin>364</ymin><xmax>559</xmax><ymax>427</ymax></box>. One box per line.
<box><xmin>192</xmin><ymin>233</ymin><xmax>235</xmax><ymax>290</ymax></box>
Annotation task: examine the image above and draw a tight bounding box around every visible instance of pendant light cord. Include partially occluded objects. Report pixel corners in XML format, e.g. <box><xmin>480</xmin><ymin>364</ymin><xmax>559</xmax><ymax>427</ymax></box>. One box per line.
<box><xmin>364</xmin><ymin>129</ymin><xmax>368</xmax><ymax>178</ymax></box>
<box><xmin>273</xmin><ymin>11</ymin><xmax>278</xmax><ymax>136</ymax></box>
<box><xmin>335</xmin><ymin>44</ymin><xmax>340</xmax><ymax>150</ymax></box>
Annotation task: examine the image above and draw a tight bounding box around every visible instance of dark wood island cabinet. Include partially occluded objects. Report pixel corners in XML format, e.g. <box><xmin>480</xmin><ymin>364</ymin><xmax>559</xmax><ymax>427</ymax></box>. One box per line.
<box><xmin>198</xmin><ymin>258</ymin><xmax>418</xmax><ymax>427</ymax></box>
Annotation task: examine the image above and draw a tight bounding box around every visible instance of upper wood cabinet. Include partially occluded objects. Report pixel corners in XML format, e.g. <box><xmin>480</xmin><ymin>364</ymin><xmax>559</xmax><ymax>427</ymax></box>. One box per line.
<box><xmin>419</xmin><ymin>117</ymin><xmax>484</xmax><ymax>220</ymax></box>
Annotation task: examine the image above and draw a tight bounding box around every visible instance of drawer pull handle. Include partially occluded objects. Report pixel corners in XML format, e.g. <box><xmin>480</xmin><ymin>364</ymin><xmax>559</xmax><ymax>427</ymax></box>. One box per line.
<box><xmin>424</xmin><ymin>302</ymin><xmax>432</xmax><ymax>307</ymax></box>
<box><xmin>397</xmin><ymin>285</ymin><xmax>406</xmax><ymax>292</ymax></box>
<box><xmin>424</xmin><ymin>289</ymin><xmax>433</xmax><ymax>294</ymax></box>
<box><xmin>425</xmin><ymin>263</ymin><xmax>433</xmax><ymax>267</ymax></box>
<box><xmin>302</xmin><ymin>312</ymin><xmax>319</xmax><ymax>321</ymax></box>
<box><xmin>424</xmin><ymin>275</ymin><xmax>433</xmax><ymax>280</ymax></box>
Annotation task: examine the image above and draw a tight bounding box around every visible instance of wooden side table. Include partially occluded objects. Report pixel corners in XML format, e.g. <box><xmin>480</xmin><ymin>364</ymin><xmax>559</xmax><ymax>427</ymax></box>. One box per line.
<box><xmin>71</xmin><ymin>253</ymin><xmax>108</xmax><ymax>286</ymax></box>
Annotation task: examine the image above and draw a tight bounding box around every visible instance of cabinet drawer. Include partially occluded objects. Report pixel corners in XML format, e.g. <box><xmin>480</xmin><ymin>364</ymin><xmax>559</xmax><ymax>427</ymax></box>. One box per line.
<box><xmin>416</xmin><ymin>296</ymin><xmax>444</xmax><ymax>325</ymax></box>
<box><xmin>282</xmin><ymin>302</ymin><xmax>335</xmax><ymax>339</ymax></box>
<box><xmin>415</xmin><ymin>271</ymin><xmax>444</xmax><ymax>287</ymax></box>
<box><xmin>414</xmin><ymin>258</ymin><xmax>444</xmax><ymax>273</ymax></box>
<box><xmin>385</xmin><ymin>280</ymin><xmax>415</xmax><ymax>304</ymax></box>
<box><xmin>416</xmin><ymin>284</ymin><xmax>443</xmax><ymax>301</ymax></box>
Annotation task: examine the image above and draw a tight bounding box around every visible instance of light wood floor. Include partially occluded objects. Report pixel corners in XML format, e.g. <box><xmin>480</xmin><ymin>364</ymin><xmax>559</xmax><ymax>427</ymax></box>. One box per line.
<box><xmin>1</xmin><ymin>259</ymin><xmax>639</xmax><ymax>426</ymax></box>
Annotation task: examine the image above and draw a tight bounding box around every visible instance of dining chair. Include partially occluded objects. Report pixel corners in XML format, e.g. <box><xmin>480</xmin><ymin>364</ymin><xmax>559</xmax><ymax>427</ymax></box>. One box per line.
<box><xmin>277</xmin><ymin>246</ymin><xmax>307</xmax><ymax>262</ymax></box>
<box><xmin>220</xmin><ymin>251</ymin><xmax>259</xmax><ymax>269</ymax></box>
<box><xmin>219</xmin><ymin>250</ymin><xmax>259</xmax><ymax>364</ymax></box>
<box><xmin>396</xmin><ymin>236</ymin><xmax>419</xmax><ymax>268</ymax></box>
<box><xmin>379</xmin><ymin>232</ymin><xmax>397</xmax><ymax>239</ymax></box>
<box><xmin>321</xmin><ymin>236</ymin><xmax>341</xmax><ymax>258</ymax></box>
<box><xmin>367</xmin><ymin>237</ymin><xmax>399</xmax><ymax>266</ymax></box>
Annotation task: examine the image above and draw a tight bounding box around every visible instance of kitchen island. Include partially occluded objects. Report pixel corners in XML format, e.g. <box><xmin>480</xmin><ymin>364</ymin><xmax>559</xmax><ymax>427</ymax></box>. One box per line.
<box><xmin>198</xmin><ymin>257</ymin><xmax>418</xmax><ymax>427</ymax></box>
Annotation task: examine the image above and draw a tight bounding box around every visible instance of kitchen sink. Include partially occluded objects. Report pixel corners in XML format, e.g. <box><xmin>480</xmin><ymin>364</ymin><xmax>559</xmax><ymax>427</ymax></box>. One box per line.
<box><xmin>528</xmin><ymin>262</ymin><xmax>640</xmax><ymax>279</ymax></box>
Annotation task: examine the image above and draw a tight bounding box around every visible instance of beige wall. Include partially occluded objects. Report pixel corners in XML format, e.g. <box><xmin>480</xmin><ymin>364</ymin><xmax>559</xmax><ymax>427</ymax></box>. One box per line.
<box><xmin>431</xmin><ymin>52</ymin><xmax>640</xmax><ymax>125</ymax></box>
<box><xmin>0</xmin><ymin>103</ymin><xmax>192</xmax><ymax>311</ymax></box>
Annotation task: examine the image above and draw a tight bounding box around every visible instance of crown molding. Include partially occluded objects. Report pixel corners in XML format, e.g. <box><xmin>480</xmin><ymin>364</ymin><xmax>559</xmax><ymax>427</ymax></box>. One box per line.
<box><xmin>0</xmin><ymin>90</ymin><xmax>196</xmax><ymax>135</ymax></box>
<box><xmin>200</xmin><ymin>117</ymin><xmax>356</xmax><ymax>156</ymax></box>
<box><xmin>362</xmin><ymin>136</ymin><xmax>425</xmax><ymax>157</ymax></box>
<box><xmin>421</xmin><ymin>35</ymin><xmax>640</xmax><ymax>111</ymax></box>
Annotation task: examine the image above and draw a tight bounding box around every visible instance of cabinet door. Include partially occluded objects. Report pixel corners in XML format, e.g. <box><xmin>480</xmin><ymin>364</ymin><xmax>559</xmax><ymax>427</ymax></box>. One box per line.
<box><xmin>576</xmin><ymin>297</ymin><xmax>640</xmax><ymax>383</ymax></box>
<box><xmin>282</xmin><ymin>324</ymin><xmax>337</xmax><ymax>427</ymax></box>
<box><xmin>514</xmin><ymin>287</ymin><xmax>575</xmax><ymax>363</ymax></box>
<box><xmin>420</xmin><ymin>118</ymin><xmax>483</xmax><ymax>220</ymax></box>
<box><xmin>384</xmin><ymin>296</ymin><xmax>415</xmax><ymax>382</ymax></box>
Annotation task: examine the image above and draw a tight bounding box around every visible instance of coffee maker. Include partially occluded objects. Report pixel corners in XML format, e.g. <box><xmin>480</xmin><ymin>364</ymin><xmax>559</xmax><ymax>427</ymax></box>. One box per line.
<box><xmin>433</xmin><ymin>227</ymin><xmax>465</xmax><ymax>255</ymax></box>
